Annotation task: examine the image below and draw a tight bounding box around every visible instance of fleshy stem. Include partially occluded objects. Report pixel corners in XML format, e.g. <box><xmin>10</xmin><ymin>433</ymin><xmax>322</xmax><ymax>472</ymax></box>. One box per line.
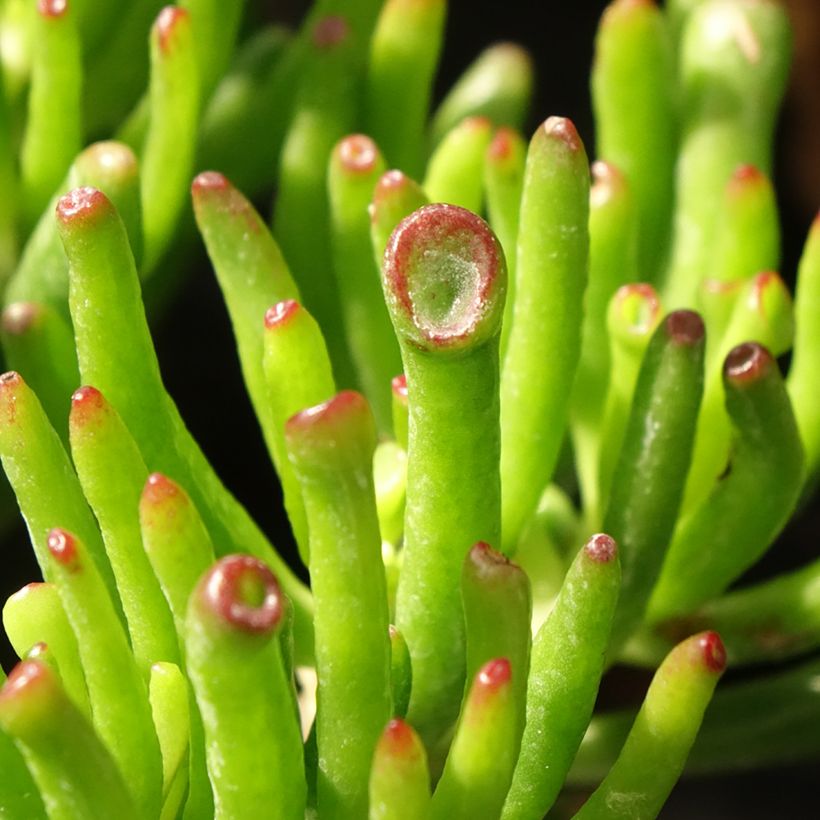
<box><xmin>383</xmin><ymin>203</ymin><xmax>506</xmax><ymax>744</ymax></box>
<box><xmin>285</xmin><ymin>391</ymin><xmax>391</xmax><ymax>819</ymax></box>
<box><xmin>500</xmin><ymin>117</ymin><xmax>589</xmax><ymax>553</ymax></box>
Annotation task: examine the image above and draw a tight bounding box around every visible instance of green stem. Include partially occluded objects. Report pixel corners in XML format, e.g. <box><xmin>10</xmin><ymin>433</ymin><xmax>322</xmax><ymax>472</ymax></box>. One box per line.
<box><xmin>383</xmin><ymin>203</ymin><xmax>506</xmax><ymax>744</ymax></box>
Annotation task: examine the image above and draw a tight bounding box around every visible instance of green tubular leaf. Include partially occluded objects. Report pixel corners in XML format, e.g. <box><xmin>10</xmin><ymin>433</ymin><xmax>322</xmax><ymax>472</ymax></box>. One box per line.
<box><xmin>374</xmin><ymin>439</ymin><xmax>407</xmax><ymax>548</ymax></box>
<box><xmin>45</xmin><ymin>527</ymin><xmax>162</xmax><ymax>816</ymax></box>
<box><xmin>484</xmin><ymin>126</ymin><xmax>526</xmax><ymax>360</ymax></box>
<box><xmin>709</xmin><ymin>164</ymin><xmax>780</xmax><ymax>287</ymax></box>
<box><xmin>263</xmin><ymin>298</ymin><xmax>336</xmax><ymax>564</ymax></box>
<box><xmin>591</xmin><ymin>0</ymin><xmax>677</xmax><ymax>282</ymax></box>
<box><xmin>139</xmin><ymin>472</ymin><xmax>216</xmax><ymax>636</ymax></box>
<box><xmin>329</xmin><ymin>134</ymin><xmax>400</xmax><ymax>433</ymax></box>
<box><xmin>573</xmin><ymin>632</ymin><xmax>726</xmax><ymax>820</ymax></box>
<box><xmin>0</xmin><ymin>301</ymin><xmax>79</xmax><ymax>445</ymax></box>
<box><xmin>185</xmin><ymin>556</ymin><xmax>306</xmax><ymax>820</ymax></box>
<box><xmin>430</xmin><ymin>42</ymin><xmax>534</xmax><ymax>148</ymax></box>
<box><xmin>198</xmin><ymin>25</ymin><xmax>293</xmax><ymax>196</ymax></box>
<box><xmin>503</xmin><ymin>534</ymin><xmax>620</xmax><ymax>820</ymax></box>
<box><xmin>461</xmin><ymin>541</ymin><xmax>531</xmax><ymax>748</ymax></box>
<box><xmin>56</xmin><ymin>185</ymin><xmax>314</xmax><ymax>665</ymax></box>
<box><xmin>369</xmin><ymin>719</ymin><xmax>431</xmax><ymax>820</ymax></box>
<box><xmin>0</xmin><ymin>659</ymin><xmax>138</xmax><ymax>820</ymax></box>
<box><xmin>663</xmin><ymin>0</ymin><xmax>792</xmax><ymax>308</ymax></box>
<box><xmin>0</xmin><ymin>372</ymin><xmax>119</xmax><ymax>606</ymax></box>
<box><xmin>149</xmin><ymin>661</ymin><xmax>189</xmax><ymax>814</ymax></box>
<box><xmin>6</xmin><ymin>140</ymin><xmax>141</xmax><ymax>314</ymax></box>
<box><xmin>383</xmin><ymin>203</ymin><xmax>506</xmax><ymax>745</ymax></box>
<box><xmin>628</xmin><ymin>555</ymin><xmax>820</xmax><ymax>668</ymax></box>
<box><xmin>424</xmin><ymin>116</ymin><xmax>493</xmax><ymax>212</ymax></box>
<box><xmin>500</xmin><ymin>117</ymin><xmax>589</xmax><ymax>554</ymax></box>
<box><xmin>141</xmin><ymin>6</ymin><xmax>200</xmax><ymax>273</ymax></box>
<box><xmin>2</xmin><ymin>582</ymin><xmax>90</xmax><ymax>719</ymax></box>
<box><xmin>370</xmin><ymin>169</ymin><xmax>429</xmax><ymax>266</ymax></box>
<box><xmin>20</xmin><ymin>0</ymin><xmax>82</xmax><ymax>230</ymax></box>
<box><xmin>0</xmin><ymin>62</ymin><xmax>18</xmax><ymax>283</ymax></box>
<box><xmin>0</xmin><ymin>719</ymin><xmax>47</xmax><ymax>820</ymax></box>
<box><xmin>650</xmin><ymin>343</ymin><xmax>804</xmax><ymax>620</ymax></box>
<box><xmin>364</xmin><ymin>0</ymin><xmax>446</xmax><ymax>177</ymax></box>
<box><xmin>682</xmin><ymin>270</ymin><xmax>794</xmax><ymax>514</ymax></box>
<box><xmin>286</xmin><ymin>391</ymin><xmax>391</xmax><ymax>820</ymax></box>
<box><xmin>595</xmin><ymin>283</ymin><xmax>663</xmax><ymax>525</ymax></box>
<box><xmin>603</xmin><ymin>310</ymin><xmax>705</xmax><ymax>653</ymax></box>
<box><xmin>572</xmin><ymin>656</ymin><xmax>820</xmax><ymax>781</ymax></box>
<box><xmin>388</xmin><ymin>625</ymin><xmax>412</xmax><ymax>719</ymax></box>
<box><xmin>179</xmin><ymin>0</ymin><xmax>243</xmax><ymax>101</ymax></box>
<box><xmin>431</xmin><ymin>659</ymin><xmax>519</xmax><ymax>820</ymax></box>
<box><xmin>273</xmin><ymin>14</ymin><xmax>366</xmax><ymax>388</ymax></box>
<box><xmin>192</xmin><ymin>170</ymin><xmax>301</xmax><ymax>456</ymax></box>
<box><xmin>571</xmin><ymin>161</ymin><xmax>638</xmax><ymax>522</ymax></box>
<box><xmin>69</xmin><ymin>386</ymin><xmax>179</xmax><ymax>673</ymax></box>
<box><xmin>390</xmin><ymin>373</ymin><xmax>409</xmax><ymax>452</ymax></box>
<box><xmin>788</xmin><ymin>214</ymin><xmax>820</xmax><ymax>481</ymax></box>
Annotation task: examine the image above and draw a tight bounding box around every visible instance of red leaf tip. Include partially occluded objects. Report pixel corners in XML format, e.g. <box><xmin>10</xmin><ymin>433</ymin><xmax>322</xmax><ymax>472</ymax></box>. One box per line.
<box><xmin>47</xmin><ymin>528</ymin><xmax>79</xmax><ymax>567</ymax></box>
<box><xmin>542</xmin><ymin>116</ymin><xmax>582</xmax><ymax>152</ymax></box>
<box><xmin>477</xmin><ymin>658</ymin><xmax>512</xmax><ymax>690</ymax></box>
<box><xmin>724</xmin><ymin>341</ymin><xmax>774</xmax><ymax>384</ymax></box>
<box><xmin>264</xmin><ymin>299</ymin><xmax>301</xmax><ymax>329</ymax></box>
<box><xmin>201</xmin><ymin>555</ymin><xmax>283</xmax><ymax>634</ymax></box>
<box><xmin>590</xmin><ymin>161</ymin><xmax>626</xmax><ymax>208</ymax></box>
<box><xmin>0</xmin><ymin>371</ymin><xmax>22</xmax><ymax>389</ymax></box>
<box><xmin>611</xmin><ymin>283</ymin><xmax>661</xmax><ymax>335</ymax></box>
<box><xmin>665</xmin><ymin>309</ymin><xmax>705</xmax><ymax>347</ymax></box>
<box><xmin>729</xmin><ymin>163</ymin><xmax>765</xmax><ymax>187</ymax></box>
<box><xmin>391</xmin><ymin>374</ymin><xmax>408</xmax><ymax>401</ymax></box>
<box><xmin>142</xmin><ymin>472</ymin><xmax>182</xmax><ymax>506</ymax></box>
<box><xmin>56</xmin><ymin>186</ymin><xmax>110</xmax><ymax>225</ymax></box>
<box><xmin>71</xmin><ymin>385</ymin><xmax>104</xmax><ymax>409</ymax></box>
<box><xmin>382</xmin><ymin>717</ymin><xmax>416</xmax><ymax>752</ymax></box>
<box><xmin>337</xmin><ymin>134</ymin><xmax>379</xmax><ymax>174</ymax></box>
<box><xmin>0</xmin><ymin>660</ymin><xmax>47</xmax><ymax>705</ymax></box>
<box><xmin>192</xmin><ymin>171</ymin><xmax>229</xmax><ymax>194</ymax></box>
<box><xmin>313</xmin><ymin>14</ymin><xmax>349</xmax><ymax>48</ymax></box>
<box><xmin>156</xmin><ymin>6</ymin><xmax>190</xmax><ymax>52</ymax></box>
<box><xmin>585</xmin><ymin>533</ymin><xmax>618</xmax><ymax>563</ymax></box>
<box><xmin>698</xmin><ymin>631</ymin><xmax>727</xmax><ymax>673</ymax></box>
<box><xmin>1</xmin><ymin>303</ymin><xmax>40</xmax><ymax>336</ymax></box>
<box><xmin>38</xmin><ymin>0</ymin><xmax>67</xmax><ymax>17</ymax></box>
<box><xmin>286</xmin><ymin>390</ymin><xmax>369</xmax><ymax>434</ymax></box>
<box><xmin>469</xmin><ymin>540</ymin><xmax>510</xmax><ymax>567</ymax></box>
<box><xmin>383</xmin><ymin>203</ymin><xmax>506</xmax><ymax>351</ymax></box>
<box><xmin>488</xmin><ymin>127</ymin><xmax>519</xmax><ymax>162</ymax></box>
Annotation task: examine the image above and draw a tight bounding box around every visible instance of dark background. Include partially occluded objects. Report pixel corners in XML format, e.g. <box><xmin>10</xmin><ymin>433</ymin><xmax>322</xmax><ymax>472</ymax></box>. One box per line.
<box><xmin>3</xmin><ymin>1</ymin><xmax>820</xmax><ymax>816</ymax></box>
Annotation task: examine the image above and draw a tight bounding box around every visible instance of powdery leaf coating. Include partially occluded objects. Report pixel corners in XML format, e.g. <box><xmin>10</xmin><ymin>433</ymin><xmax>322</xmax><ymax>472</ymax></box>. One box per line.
<box><xmin>383</xmin><ymin>203</ymin><xmax>506</xmax><ymax>351</ymax></box>
<box><xmin>200</xmin><ymin>554</ymin><xmax>283</xmax><ymax>635</ymax></box>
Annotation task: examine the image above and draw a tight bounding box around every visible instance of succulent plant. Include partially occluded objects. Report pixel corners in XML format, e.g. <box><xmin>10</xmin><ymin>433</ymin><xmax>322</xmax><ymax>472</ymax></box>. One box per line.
<box><xmin>0</xmin><ymin>0</ymin><xmax>818</xmax><ymax>817</ymax></box>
